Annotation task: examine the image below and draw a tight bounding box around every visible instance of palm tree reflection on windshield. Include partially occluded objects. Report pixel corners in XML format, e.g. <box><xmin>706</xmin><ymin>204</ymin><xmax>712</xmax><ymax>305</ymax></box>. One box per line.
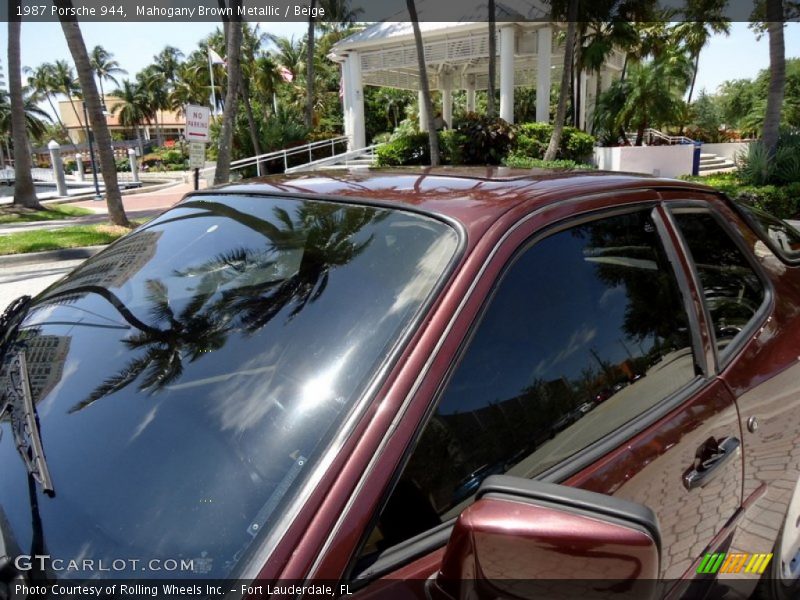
<box><xmin>73</xmin><ymin>203</ymin><xmax>381</xmax><ymax>411</ymax></box>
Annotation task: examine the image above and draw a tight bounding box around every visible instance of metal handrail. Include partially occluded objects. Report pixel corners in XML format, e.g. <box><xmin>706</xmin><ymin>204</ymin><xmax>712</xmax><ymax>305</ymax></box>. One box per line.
<box><xmin>626</xmin><ymin>128</ymin><xmax>696</xmax><ymax>146</ymax></box>
<box><xmin>284</xmin><ymin>143</ymin><xmax>383</xmax><ymax>174</ymax></box>
<box><xmin>198</xmin><ymin>136</ymin><xmax>349</xmax><ymax>177</ymax></box>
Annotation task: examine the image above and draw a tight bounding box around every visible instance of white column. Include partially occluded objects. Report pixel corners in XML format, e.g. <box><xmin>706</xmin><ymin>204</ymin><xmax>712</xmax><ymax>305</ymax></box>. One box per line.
<box><xmin>579</xmin><ymin>69</ymin><xmax>588</xmax><ymax>131</ymax></box>
<box><xmin>499</xmin><ymin>25</ymin><xmax>515</xmax><ymax>123</ymax></box>
<box><xmin>466</xmin><ymin>74</ymin><xmax>476</xmax><ymax>113</ymax></box>
<box><xmin>341</xmin><ymin>59</ymin><xmax>354</xmax><ymax>149</ymax></box>
<box><xmin>536</xmin><ymin>26</ymin><xmax>552</xmax><ymax>122</ymax></box>
<box><xmin>441</xmin><ymin>72</ymin><xmax>453</xmax><ymax>128</ymax></box>
<box><xmin>418</xmin><ymin>89</ymin><xmax>429</xmax><ymax>132</ymax></box>
<box><xmin>47</xmin><ymin>140</ymin><xmax>67</xmax><ymax>197</ymax></box>
<box><xmin>348</xmin><ymin>51</ymin><xmax>366</xmax><ymax>150</ymax></box>
<box><xmin>585</xmin><ymin>71</ymin><xmax>597</xmax><ymax>131</ymax></box>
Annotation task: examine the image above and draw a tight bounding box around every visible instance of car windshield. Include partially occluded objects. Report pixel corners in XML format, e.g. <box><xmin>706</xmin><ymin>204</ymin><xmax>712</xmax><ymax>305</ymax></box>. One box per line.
<box><xmin>0</xmin><ymin>194</ymin><xmax>458</xmax><ymax>580</ymax></box>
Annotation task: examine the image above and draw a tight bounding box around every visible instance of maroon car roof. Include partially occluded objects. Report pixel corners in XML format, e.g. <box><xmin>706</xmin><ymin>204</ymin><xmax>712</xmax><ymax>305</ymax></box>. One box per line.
<box><xmin>191</xmin><ymin>167</ymin><xmax>714</xmax><ymax>239</ymax></box>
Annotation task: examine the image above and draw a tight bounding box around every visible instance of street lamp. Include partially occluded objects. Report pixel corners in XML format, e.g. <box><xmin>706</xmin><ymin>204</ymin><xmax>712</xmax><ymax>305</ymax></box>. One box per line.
<box><xmin>82</xmin><ymin>101</ymin><xmax>109</xmax><ymax>201</ymax></box>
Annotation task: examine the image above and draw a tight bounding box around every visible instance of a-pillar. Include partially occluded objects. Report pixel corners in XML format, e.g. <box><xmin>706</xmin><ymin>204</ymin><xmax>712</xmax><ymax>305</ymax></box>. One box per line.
<box><xmin>499</xmin><ymin>25</ymin><xmax>515</xmax><ymax>123</ymax></box>
<box><xmin>465</xmin><ymin>74</ymin><xmax>476</xmax><ymax>113</ymax></box>
<box><xmin>536</xmin><ymin>26</ymin><xmax>552</xmax><ymax>122</ymax></box>
<box><xmin>347</xmin><ymin>52</ymin><xmax>365</xmax><ymax>150</ymax></box>
<box><xmin>441</xmin><ymin>71</ymin><xmax>453</xmax><ymax>128</ymax></box>
<box><xmin>418</xmin><ymin>89</ymin><xmax>429</xmax><ymax>132</ymax></box>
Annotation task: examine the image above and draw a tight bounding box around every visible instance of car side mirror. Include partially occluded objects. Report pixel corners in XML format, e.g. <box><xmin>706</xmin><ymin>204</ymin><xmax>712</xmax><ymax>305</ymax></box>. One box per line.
<box><xmin>428</xmin><ymin>475</ymin><xmax>661</xmax><ymax>600</ymax></box>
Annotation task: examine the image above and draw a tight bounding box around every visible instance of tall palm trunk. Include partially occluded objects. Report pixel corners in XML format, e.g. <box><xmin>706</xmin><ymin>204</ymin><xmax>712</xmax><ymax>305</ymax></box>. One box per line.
<box><xmin>544</xmin><ymin>4</ymin><xmax>578</xmax><ymax>161</ymax></box>
<box><xmin>241</xmin><ymin>78</ymin><xmax>263</xmax><ymax>176</ymax></box>
<box><xmin>55</xmin><ymin>1</ymin><xmax>129</xmax><ymax>227</ymax></box>
<box><xmin>214</xmin><ymin>10</ymin><xmax>243</xmax><ymax>185</ymax></box>
<box><xmin>8</xmin><ymin>21</ymin><xmax>40</xmax><ymax>208</ymax></box>
<box><xmin>763</xmin><ymin>0</ymin><xmax>785</xmax><ymax>162</ymax></box>
<box><xmin>487</xmin><ymin>0</ymin><xmax>496</xmax><ymax>118</ymax></box>
<box><xmin>305</xmin><ymin>3</ymin><xmax>316</xmax><ymax>130</ymax></box>
<box><xmin>573</xmin><ymin>27</ymin><xmax>584</xmax><ymax>129</ymax></box>
<box><xmin>407</xmin><ymin>0</ymin><xmax>439</xmax><ymax>166</ymax></box>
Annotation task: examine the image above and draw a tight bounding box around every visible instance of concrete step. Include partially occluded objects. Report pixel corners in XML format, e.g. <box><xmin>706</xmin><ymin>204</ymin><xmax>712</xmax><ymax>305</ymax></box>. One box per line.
<box><xmin>700</xmin><ymin>158</ymin><xmax>733</xmax><ymax>168</ymax></box>
<box><xmin>699</xmin><ymin>158</ymin><xmax>734</xmax><ymax>169</ymax></box>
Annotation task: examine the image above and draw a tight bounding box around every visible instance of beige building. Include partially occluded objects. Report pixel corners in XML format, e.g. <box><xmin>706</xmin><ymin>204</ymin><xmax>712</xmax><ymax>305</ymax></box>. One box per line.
<box><xmin>58</xmin><ymin>96</ymin><xmax>186</xmax><ymax>145</ymax></box>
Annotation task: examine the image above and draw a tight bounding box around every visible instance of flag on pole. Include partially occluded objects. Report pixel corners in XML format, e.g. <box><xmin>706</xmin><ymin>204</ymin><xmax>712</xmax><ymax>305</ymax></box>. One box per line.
<box><xmin>278</xmin><ymin>66</ymin><xmax>294</xmax><ymax>82</ymax></box>
<box><xmin>208</xmin><ymin>48</ymin><xmax>226</xmax><ymax>66</ymax></box>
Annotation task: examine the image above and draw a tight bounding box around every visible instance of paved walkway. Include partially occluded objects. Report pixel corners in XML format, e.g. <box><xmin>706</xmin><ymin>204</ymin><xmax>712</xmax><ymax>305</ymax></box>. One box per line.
<box><xmin>70</xmin><ymin>181</ymin><xmax>198</xmax><ymax>215</ymax></box>
<box><xmin>0</xmin><ymin>181</ymin><xmax>200</xmax><ymax>236</ymax></box>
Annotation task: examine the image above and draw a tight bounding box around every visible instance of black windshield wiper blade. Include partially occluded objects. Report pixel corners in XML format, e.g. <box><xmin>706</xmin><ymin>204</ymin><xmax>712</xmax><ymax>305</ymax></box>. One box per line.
<box><xmin>2</xmin><ymin>350</ymin><xmax>55</xmax><ymax>496</ymax></box>
<box><xmin>0</xmin><ymin>295</ymin><xmax>32</xmax><ymax>363</ymax></box>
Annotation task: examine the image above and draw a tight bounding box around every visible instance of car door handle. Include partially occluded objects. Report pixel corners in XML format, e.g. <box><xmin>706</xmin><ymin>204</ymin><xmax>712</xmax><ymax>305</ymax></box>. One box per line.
<box><xmin>683</xmin><ymin>436</ymin><xmax>741</xmax><ymax>491</ymax></box>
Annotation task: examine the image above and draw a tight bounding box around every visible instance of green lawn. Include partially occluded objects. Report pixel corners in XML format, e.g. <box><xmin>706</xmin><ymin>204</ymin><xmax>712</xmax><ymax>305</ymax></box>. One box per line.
<box><xmin>0</xmin><ymin>204</ymin><xmax>95</xmax><ymax>224</ymax></box>
<box><xmin>0</xmin><ymin>224</ymin><xmax>131</xmax><ymax>255</ymax></box>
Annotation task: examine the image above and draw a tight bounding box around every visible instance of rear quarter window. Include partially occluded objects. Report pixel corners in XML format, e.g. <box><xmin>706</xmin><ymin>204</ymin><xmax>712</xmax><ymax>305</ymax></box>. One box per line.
<box><xmin>734</xmin><ymin>200</ymin><xmax>800</xmax><ymax>261</ymax></box>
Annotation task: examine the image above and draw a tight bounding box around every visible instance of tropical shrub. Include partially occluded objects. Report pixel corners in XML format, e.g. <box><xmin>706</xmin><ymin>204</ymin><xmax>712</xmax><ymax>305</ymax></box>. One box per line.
<box><xmin>513</xmin><ymin>123</ymin><xmax>595</xmax><ymax>162</ymax></box>
<box><xmin>375</xmin><ymin>133</ymin><xmax>431</xmax><ymax>166</ymax></box>
<box><xmin>456</xmin><ymin>113</ymin><xmax>515</xmax><ymax>165</ymax></box>
<box><xmin>503</xmin><ymin>155</ymin><xmax>596</xmax><ymax>170</ymax></box>
<box><xmin>737</xmin><ymin>129</ymin><xmax>800</xmax><ymax>186</ymax></box>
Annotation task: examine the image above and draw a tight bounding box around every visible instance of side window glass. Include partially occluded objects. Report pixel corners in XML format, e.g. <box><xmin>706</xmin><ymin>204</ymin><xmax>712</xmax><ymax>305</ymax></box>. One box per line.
<box><xmin>359</xmin><ymin>209</ymin><xmax>697</xmax><ymax>561</ymax></box>
<box><xmin>735</xmin><ymin>201</ymin><xmax>800</xmax><ymax>259</ymax></box>
<box><xmin>671</xmin><ymin>210</ymin><xmax>766</xmax><ymax>353</ymax></box>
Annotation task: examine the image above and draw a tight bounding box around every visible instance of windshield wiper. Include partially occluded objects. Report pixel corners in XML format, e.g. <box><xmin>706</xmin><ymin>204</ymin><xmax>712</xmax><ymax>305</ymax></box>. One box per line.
<box><xmin>0</xmin><ymin>295</ymin><xmax>32</xmax><ymax>364</ymax></box>
<box><xmin>1</xmin><ymin>350</ymin><xmax>55</xmax><ymax>496</ymax></box>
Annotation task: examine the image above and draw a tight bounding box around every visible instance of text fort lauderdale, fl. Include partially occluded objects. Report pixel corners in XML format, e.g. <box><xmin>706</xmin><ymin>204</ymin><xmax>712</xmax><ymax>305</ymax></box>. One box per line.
<box><xmin>136</xmin><ymin>4</ymin><xmax>325</xmax><ymax>18</ymax></box>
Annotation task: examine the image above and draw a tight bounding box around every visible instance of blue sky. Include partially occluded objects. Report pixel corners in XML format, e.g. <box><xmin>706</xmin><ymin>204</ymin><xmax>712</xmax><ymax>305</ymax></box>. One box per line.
<box><xmin>3</xmin><ymin>21</ymin><xmax>799</xmax><ymax>100</ymax></box>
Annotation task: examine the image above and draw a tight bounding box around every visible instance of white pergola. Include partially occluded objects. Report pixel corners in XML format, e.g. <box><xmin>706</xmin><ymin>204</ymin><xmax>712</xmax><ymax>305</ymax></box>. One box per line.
<box><xmin>329</xmin><ymin>5</ymin><xmax>625</xmax><ymax>150</ymax></box>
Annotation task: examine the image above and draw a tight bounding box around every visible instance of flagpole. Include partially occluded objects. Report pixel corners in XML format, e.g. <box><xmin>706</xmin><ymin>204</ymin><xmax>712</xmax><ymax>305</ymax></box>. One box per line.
<box><xmin>208</xmin><ymin>51</ymin><xmax>217</xmax><ymax>114</ymax></box>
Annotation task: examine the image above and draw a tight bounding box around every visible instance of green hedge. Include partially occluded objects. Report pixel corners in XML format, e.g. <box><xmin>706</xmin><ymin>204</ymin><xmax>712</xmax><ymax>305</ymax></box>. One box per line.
<box><xmin>680</xmin><ymin>173</ymin><xmax>800</xmax><ymax>219</ymax></box>
<box><xmin>513</xmin><ymin>123</ymin><xmax>595</xmax><ymax>162</ymax></box>
<box><xmin>376</xmin><ymin>119</ymin><xmax>596</xmax><ymax>168</ymax></box>
<box><xmin>503</xmin><ymin>154</ymin><xmax>597</xmax><ymax>170</ymax></box>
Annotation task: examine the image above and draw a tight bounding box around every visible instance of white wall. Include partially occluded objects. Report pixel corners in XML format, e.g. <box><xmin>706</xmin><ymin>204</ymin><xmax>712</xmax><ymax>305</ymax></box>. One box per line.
<box><xmin>594</xmin><ymin>145</ymin><xmax>695</xmax><ymax>178</ymax></box>
<box><xmin>701</xmin><ymin>142</ymin><xmax>751</xmax><ymax>161</ymax></box>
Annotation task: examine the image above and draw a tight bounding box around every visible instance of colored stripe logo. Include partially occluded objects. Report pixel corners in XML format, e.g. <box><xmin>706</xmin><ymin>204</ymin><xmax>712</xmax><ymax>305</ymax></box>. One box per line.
<box><xmin>697</xmin><ymin>552</ymin><xmax>773</xmax><ymax>574</ymax></box>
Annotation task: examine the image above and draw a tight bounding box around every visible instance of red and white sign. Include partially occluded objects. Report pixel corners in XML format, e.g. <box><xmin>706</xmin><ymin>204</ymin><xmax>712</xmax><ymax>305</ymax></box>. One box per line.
<box><xmin>186</xmin><ymin>105</ymin><xmax>210</xmax><ymax>143</ymax></box>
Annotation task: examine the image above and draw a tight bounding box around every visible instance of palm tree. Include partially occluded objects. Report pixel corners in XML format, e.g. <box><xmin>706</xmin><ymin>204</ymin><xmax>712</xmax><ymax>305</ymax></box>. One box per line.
<box><xmin>214</xmin><ymin>6</ymin><xmax>243</xmax><ymax>185</ymax></box>
<box><xmin>136</xmin><ymin>67</ymin><xmax>169</xmax><ymax>146</ymax></box>
<box><xmin>89</xmin><ymin>45</ymin><xmax>126</xmax><ymax>101</ymax></box>
<box><xmin>407</xmin><ymin>0</ymin><xmax>439</xmax><ymax>166</ymax></box>
<box><xmin>544</xmin><ymin>0</ymin><xmax>578</xmax><ymax>161</ymax></box>
<box><xmin>169</xmin><ymin>63</ymin><xmax>209</xmax><ymax>116</ymax></box>
<box><xmin>599</xmin><ymin>58</ymin><xmax>689</xmax><ymax>146</ymax></box>
<box><xmin>580</xmin><ymin>21</ymin><xmax>638</xmax><ymax>133</ymax></box>
<box><xmin>763</xmin><ymin>0</ymin><xmax>786</xmax><ymax>160</ymax></box>
<box><xmin>305</xmin><ymin>1</ymin><xmax>317</xmax><ymax>129</ymax></box>
<box><xmin>7</xmin><ymin>21</ymin><xmax>40</xmax><ymax>209</ymax></box>
<box><xmin>267</xmin><ymin>34</ymin><xmax>305</xmax><ymax>81</ymax></box>
<box><xmin>153</xmin><ymin>46</ymin><xmax>184</xmax><ymax>88</ymax></box>
<box><xmin>253</xmin><ymin>54</ymin><xmax>282</xmax><ymax>115</ymax></box>
<box><xmin>239</xmin><ymin>24</ymin><xmax>265</xmax><ymax>174</ymax></box>
<box><xmin>672</xmin><ymin>0</ymin><xmax>731</xmax><ymax>107</ymax></box>
<box><xmin>55</xmin><ymin>0</ymin><xmax>129</xmax><ymax>227</ymax></box>
<box><xmin>111</xmin><ymin>80</ymin><xmax>148</xmax><ymax>154</ymax></box>
<box><xmin>0</xmin><ymin>89</ymin><xmax>52</xmax><ymax>141</ymax></box>
<box><xmin>24</xmin><ymin>63</ymin><xmax>70</xmax><ymax>137</ymax></box>
<box><xmin>51</xmin><ymin>59</ymin><xmax>84</xmax><ymax>132</ymax></box>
